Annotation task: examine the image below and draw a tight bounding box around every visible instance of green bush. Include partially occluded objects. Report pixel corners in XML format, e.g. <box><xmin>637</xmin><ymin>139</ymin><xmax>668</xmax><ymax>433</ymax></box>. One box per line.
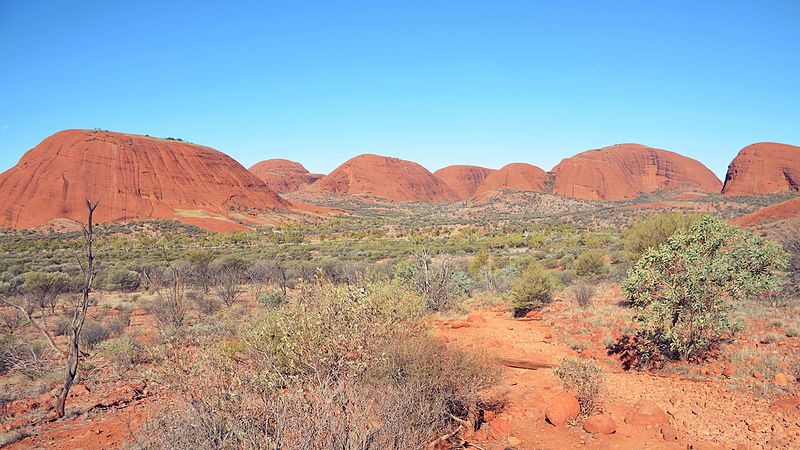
<box><xmin>623</xmin><ymin>216</ymin><xmax>786</xmax><ymax>362</ymax></box>
<box><xmin>508</xmin><ymin>265</ymin><xmax>560</xmax><ymax>316</ymax></box>
<box><xmin>257</xmin><ymin>289</ymin><xmax>288</xmax><ymax>308</ymax></box>
<box><xmin>98</xmin><ymin>336</ymin><xmax>146</xmax><ymax>378</ymax></box>
<box><xmin>105</xmin><ymin>269</ymin><xmax>140</xmax><ymax>292</ymax></box>
<box><xmin>137</xmin><ymin>281</ymin><xmax>498</xmax><ymax>449</ymax></box>
<box><xmin>553</xmin><ymin>357</ymin><xmax>605</xmax><ymax>416</ymax></box>
<box><xmin>623</xmin><ymin>213</ymin><xmax>701</xmax><ymax>261</ymax></box>
<box><xmin>574</xmin><ymin>251</ymin><xmax>608</xmax><ymax>279</ymax></box>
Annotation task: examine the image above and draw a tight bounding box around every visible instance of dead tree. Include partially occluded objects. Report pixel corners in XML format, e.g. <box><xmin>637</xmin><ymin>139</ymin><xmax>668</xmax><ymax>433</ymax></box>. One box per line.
<box><xmin>55</xmin><ymin>200</ymin><xmax>98</xmax><ymax>418</ymax></box>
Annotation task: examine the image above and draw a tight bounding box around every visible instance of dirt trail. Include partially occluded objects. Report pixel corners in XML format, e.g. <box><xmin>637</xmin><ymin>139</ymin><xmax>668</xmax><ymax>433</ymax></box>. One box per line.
<box><xmin>435</xmin><ymin>306</ymin><xmax>800</xmax><ymax>450</ymax></box>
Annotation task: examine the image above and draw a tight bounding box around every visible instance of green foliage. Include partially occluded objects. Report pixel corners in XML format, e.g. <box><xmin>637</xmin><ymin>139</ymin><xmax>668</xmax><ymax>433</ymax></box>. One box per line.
<box><xmin>105</xmin><ymin>268</ymin><xmax>140</xmax><ymax>292</ymax></box>
<box><xmin>574</xmin><ymin>251</ymin><xmax>608</xmax><ymax>279</ymax></box>
<box><xmin>468</xmin><ymin>248</ymin><xmax>489</xmax><ymax>277</ymax></box>
<box><xmin>623</xmin><ymin>216</ymin><xmax>787</xmax><ymax>362</ymax></box>
<box><xmin>257</xmin><ymin>289</ymin><xmax>288</xmax><ymax>308</ymax></box>
<box><xmin>98</xmin><ymin>336</ymin><xmax>146</xmax><ymax>378</ymax></box>
<box><xmin>623</xmin><ymin>213</ymin><xmax>702</xmax><ymax>261</ymax></box>
<box><xmin>508</xmin><ymin>264</ymin><xmax>560</xmax><ymax>315</ymax></box>
<box><xmin>782</xmin><ymin>220</ymin><xmax>800</xmax><ymax>295</ymax></box>
<box><xmin>553</xmin><ymin>357</ymin><xmax>605</xmax><ymax>416</ymax></box>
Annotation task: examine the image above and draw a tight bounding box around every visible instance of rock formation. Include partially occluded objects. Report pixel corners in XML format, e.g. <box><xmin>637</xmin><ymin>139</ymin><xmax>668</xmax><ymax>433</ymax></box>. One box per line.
<box><xmin>0</xmin><ymin>129</ymin><xmax>290</xmax><ymax>231</ymax></box>
<box><xmin>433</xmin><ymin>165</ymin><xmax>496</xmax><ymax>199</ymax></box>
<box><xmin>551</xmin><ymin>144</ymin><xmax>722</xmax><ymax>201</ymax></box>
<box><xmin>722</xmin><ymin>142</ymin><xmax>800</xmax><ymax>196</ymax></box>
<box><xmin>249</xmin><ymin>159</ymin><xmax>323</xmax><ymax>193</ymax></box>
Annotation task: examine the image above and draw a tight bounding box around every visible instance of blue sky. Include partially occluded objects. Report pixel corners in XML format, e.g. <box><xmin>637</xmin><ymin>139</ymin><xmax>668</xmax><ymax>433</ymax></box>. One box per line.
<box><xmin>1</xmin><ymin>1</ymin><xmax>798</xmax><ymax>178</ymax></box>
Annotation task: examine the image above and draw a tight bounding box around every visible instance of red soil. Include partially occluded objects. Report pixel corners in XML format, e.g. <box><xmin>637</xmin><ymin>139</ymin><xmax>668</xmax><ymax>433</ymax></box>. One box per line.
<box><xmin>434</xmin><ymin>165</ymin><xmax>496</xmax><ymax>200</ymax></box>
<box><xmin>551</xmin><ymin>144</ymin><xmax>722</xmax><ymax>201</ymax></box>
<box><xmin>722</xmin><ymin>142</ymin><xmax>800</xmax><ymax>196</ymax></box>
<box><xmin>248</xmin><ymin>159</ymin><xmax>324</xmax><ymax>193</ymax></box>
<box><xmin>474</xmin><ymin>163</ymin><xmax>550</xmax><ymax>196</ymax></box>
<box><xmin>734</xmin><ymin>197</ymin><xmax>800</xmax><ymax>226</ymax></box>
<box><xmin>0</xmin><ymin>130</ymin><xmax>291</xmax><ymax>232</ymax></box>
<box><xmin>305</xmin><ymin>154</ymin><xmax>459</xmax><ymax>202</ymax></box>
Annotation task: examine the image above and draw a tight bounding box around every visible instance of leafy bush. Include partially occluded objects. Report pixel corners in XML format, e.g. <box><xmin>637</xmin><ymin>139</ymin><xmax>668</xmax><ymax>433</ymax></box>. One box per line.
<box><xmin>257</xmin><ymin>289</ymin><xmax>288</xmax><ymax>308</ymax></box>
<box><xmin>137</xmin><ymin>281</ymin><xmax>498</xmax><ymax>449</ymax></box>
<box><xmin>782</xmin><ymin>220</ymin><xmax>800</xmax><ymax>295</ymax></box>
<box><xmin>553</xmin><ymin>357</ymin><xmax>605</xmax><ymax>416</ymax></box>
<box><xmin>508</xmin><ymin>264</ymin><xmax>560</xmax><ymax>316</ymax></box>
<box><xmin>623</xmin><ymin>216</ymin><xmax>786</xmax><ymax>362</ymax></box>
<box><xmin>574</xmin><ymin>251</ymin><xmax>608</xmax><ymax>279</ymax></box>
<box><xmin>80</xmin><ymin>320</ymin><xmax>111</xmax><ymax>349</ymax></box>
<box><xmin>189</xmin><ymin>292</ymin><xmax>221</xmax><ymax>316</ymax></box>
<box><xmin>623</xmin><ymin>213</ymin><xmax>701</xmax><ymax>261</ymax></box>
<box><xmin>105</xmin><ymin>269</ymin><xmax>140</xmax><ymax>292</ymax></box>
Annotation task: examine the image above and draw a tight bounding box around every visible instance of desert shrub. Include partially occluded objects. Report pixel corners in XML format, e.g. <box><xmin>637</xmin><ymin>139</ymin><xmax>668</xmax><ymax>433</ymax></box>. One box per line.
<box><xmin>508</xmin><ymin>264</ymin><xmax>560</xmax><ymax>316</ymax></box>
<box><xmin>148</xmin><ymin>294</ymin><xmax>188</xmax><ymax>328</ymax></box>
<box><xmin>212</xmin><ymin>256</ymin><xmax>247</xmax><ymax>307</ymax></box>
<box><xmin>553</xmin><ymin>357</ymin><xmax>605</xmax><ymax>416</ymax></box>
<box><xmin>99</xmin><ymin>336</ymin><xmax>146</xmax><ymax>378</ymax></box>
<box><xmin>189</xmin><ymin>292</ymin><xmax>221</xmax><ymax>316</ymax></box>
<box><xmin>80</xmin><ymin>320</ymin><xmax>111</xmax><ymax>349</ymax></box>
<box><xmin>136</xmin><ymin>281</ymin><xmax>498</xmax><ymax>449</ymax></box>
<box><xmin>623</xmin><ymin>216</ymin><xmax>786</xmax><ymax>363</ymax></box>
<box><xmin>782</xmin><ymin>220</ymin><xmax>800</xmax><ymax>295</ymax></box>
<box><xmin>1</xmin><ymin>337</ymin><xmax>50</xmax><ymax>379</ymax></box>
<box><xmin>574</xmin><ymin>251</ymin><xmax>608</xmax><ymax>279</ymax></box>
<box><xmin>572</xmin><ymin>283</ymin><xmax>596</xmax><ymax>308</ymax></box>
<box><xmin>104</xmin><ymin>309</ymin><xmax>132</xmax><ymax>336</ymax></box>
<box><xmin>447</xmin><ymin>271</ymin><xmax>473</xmax><ymax>298</ymax></box>
<box><xmin>256</xmin><ymin>289</ymin><xmax>288</xmax><ymax>308</ymax></box>
<box><xmin>105</xmin><ymin>269</ymin><xmax>141</xmax><ymax>292</ymax></box>
<box><xmin>394</xmin><ymin>254</ymin><xmax>462</xmax><ymax>311</ymax></box>
<box><xmin>186</xmin><ymin>250</ymin><xmax>215</xmax><ymax>294</ymax></box>
<box><xmin>22</xmin><ymin>271</ymin><xmax>71</xmax><ymax>313</ymax></box>
<box><xmin>623</xmin><ymin>213</ymin><xmax>701</xmax><ymax>261</ymax></box>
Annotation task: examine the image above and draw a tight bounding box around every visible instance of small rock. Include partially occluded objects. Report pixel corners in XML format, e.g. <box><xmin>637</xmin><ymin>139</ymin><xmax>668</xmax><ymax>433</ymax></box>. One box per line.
<box><xmin>747</xmin><ymin>420</ymin><xmax>770</xmax><ymax>433</ymax></box>
<box><xmin>625</xmin><ymin>399</ymin><xmax>669</xmax><ymax>427</ymax></box>
<box><xmin>722</xmin><ymin>366</ymin><xmax>735</xmax><ymax>377</ymax></box>
<box><xmin>754</xmin><ymin>370</ymin><xmax>763</xmax><ymax>380</ymax></box>
<box><xmin>545</xmin><ymin>392</ymin><xmax>581</xmax><ymax>427</ymax></box>
<box><xmin>583</xmin><ymin>414</ymin><xmax>616</xmax><ymax>435</ymax></box>
<box><xmin>774</xmin><ymin>373</ymin><xmax>790</xmax><ymax>387</ymax></box>
<box><xmin>661</xmin><ymin>424</ymin><xmax>679</xmax><ymax>441</ymax></box>
<box><xmin>507</xmin><ymin>436</ymin><xmax>522</xmax><ymax>446</ymax></box>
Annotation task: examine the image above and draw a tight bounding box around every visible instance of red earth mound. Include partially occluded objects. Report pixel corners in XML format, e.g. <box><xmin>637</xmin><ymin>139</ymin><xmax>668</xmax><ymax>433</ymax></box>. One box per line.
<box><xmin>0</xmin><ymin>129</ymin><xmax>291</xmax><ymax>231</ymax></box>
<box><xmin>722</xmin><ymin>142</ymin><xmax>800</xmax><ymax>196</ymax></box>
<box><xmin>249</xmin><ymin>158</ymin><xmax>324</xmax><ymax>193</ymax></box>
<box><xmin>551</xmin><ymin>144</ymin><xmax>722</xmax><ymax>201</ymax></box>
<box><xmin>474</xmin><ymin>163</ymin><xmax>550</xmax><ymax>196</ymax></box>
<box><xmin>305</xmin><ymin>154</ymin><xmax>458</xmax><ymax>202</ymax></box>
<box><xmin>433</xmin><ymin>165</ymin><xmax>496</xmax><ymax>199</ymax></box>
<box><xmin>734</xmin><ymin>197</ymin><xmax>800</xmax><ymax>227</ymax></box>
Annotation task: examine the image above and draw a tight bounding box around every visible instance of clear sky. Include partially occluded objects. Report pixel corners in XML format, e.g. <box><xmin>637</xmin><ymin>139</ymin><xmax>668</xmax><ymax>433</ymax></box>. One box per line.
<box><xmin>1</xmin><ymin>1</ymin><xmax>798</xmax><ymax>179</ymax></box>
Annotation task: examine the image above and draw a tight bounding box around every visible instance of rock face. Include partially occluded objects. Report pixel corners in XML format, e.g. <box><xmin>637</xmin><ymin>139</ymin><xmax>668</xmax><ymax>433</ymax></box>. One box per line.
<box><xmin>306</xmin><ymin>154</ymin><xmax>458</xmax><ymax>202</ymax></box>
<box><xmin>551</xmin><ymin>144</ymin><xmax>722</xmax><ymax>201</ymax></box>
<box><xmin>433</xmin><ymin>165</ymin><xmax>496</xmax><ymax>200</ymax></box>
<box><xmin>474</xmin><ymin>163</ymin><xmax>550</xmax><ymax>196</ymax></box>
<box><xmin>0</xmin><ymin>129</ymin><xmax>290</xmax><ymax>231</ymax></box>
<box><xmin>249</xmin><ymin>159</ymin><xmax>323</xmax><ymax>193</ymax></box>
<box><xmin>722</xmin><ymin>142</ymin><xmax>800</xmax><ymax>196</ymax></box>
